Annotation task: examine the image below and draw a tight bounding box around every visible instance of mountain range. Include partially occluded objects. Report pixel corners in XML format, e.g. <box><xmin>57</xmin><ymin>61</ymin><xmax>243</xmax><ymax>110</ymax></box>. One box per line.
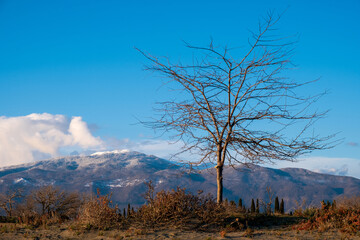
<box><xmin>1</xmin><ymin>150</ymin><xmax>359</xmax><ymax>212</ymax></box>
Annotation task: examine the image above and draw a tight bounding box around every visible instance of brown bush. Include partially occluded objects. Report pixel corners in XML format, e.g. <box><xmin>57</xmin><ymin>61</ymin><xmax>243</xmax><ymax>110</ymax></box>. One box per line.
<box><xmin>77</xmin><ymin>190</ymin><xmax>119</xmax><ymax>230</ymax></box>
<box><xmin>0</xmin><ymin>188</ymin><xmax>23</xmax><ymax>217</ymax></box>
<box><xmin>15</xmin><ymin>196</ymin><xmax>38</xmax><ymax>225</ymax></box>
<box><xmin>337</xmin><ymin>195</ymin><xmax>360</xmax><ymax>210</ymax></box>
<box><xmin>15</xmin><ymin>186</ymin><xmax>81</xmax><ymax>226</ymax></box>
<box><xmin>294</xmin><ymin>196</ymin><xmax>360</xmax><ymax>234</ymax></box>
<box><xmin>133</xmin><ymin>181</ymin><xmax>225</xmax><ymax>228</ymax></box>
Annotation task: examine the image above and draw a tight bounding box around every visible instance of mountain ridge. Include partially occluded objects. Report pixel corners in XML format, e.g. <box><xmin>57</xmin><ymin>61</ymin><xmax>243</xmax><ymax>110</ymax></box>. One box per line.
<box><xmin>0</xmin><ymin>151</ymin><xmax>359</xmax><ymax>211</ymax></box>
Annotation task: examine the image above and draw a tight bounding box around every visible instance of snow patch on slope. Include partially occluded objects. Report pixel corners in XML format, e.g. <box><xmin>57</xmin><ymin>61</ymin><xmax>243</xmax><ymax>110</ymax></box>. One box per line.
<box><xmin>108</xmin><ymin>178</ymin><xmax>144</xmax><ymax>188</ymax></box>
<box><xmin>13</xmin><ymin>178</ymin><xmax>28</xmax><ymax>184</ymax></box>
<box><xmin>126</xmin><ymin>158</ymin><xmax>140</xmax><ymax>168</ymax></box>
<box><xmin>91</xmin><ymin>149</ymin><xmax>130</xmax><ymax>156</ymax></box>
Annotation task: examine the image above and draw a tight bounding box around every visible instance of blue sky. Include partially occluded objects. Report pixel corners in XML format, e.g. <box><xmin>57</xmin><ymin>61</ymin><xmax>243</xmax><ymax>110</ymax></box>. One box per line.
<box><xmin>0</xmin><ymin>1</ymin><xmax>359</xmax><ymax>177</ymax></box>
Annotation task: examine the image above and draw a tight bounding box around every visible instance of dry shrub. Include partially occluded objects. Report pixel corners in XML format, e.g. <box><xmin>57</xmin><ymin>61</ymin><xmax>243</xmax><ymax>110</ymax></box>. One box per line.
<box><xmin>0</xmin><ymin>188</ymin><xmax>23</xmax><ymax>217</ymax></box>
<box><xmin>134</xmin><ymin>181</ymin><xmax>225</xmax><ymax>228</ymax></box>
<box><xmin>77</xmin><ymin>190</ymin><xmax>119</xmax><ymax>230</ymax></box>
<box><xmin>196</xmin><ymin>195</ymin><xmax>226</xmax><ymax>224</ymax></box>
<box><xmin>219</xmin><ymin>230</ymin><xmax>227</xmax><ymax>237</ymax></box>
<box><xmin>16</xmin><ymin>186</ymin><xmax>81</xmax><ymax>226</ymax></box>
<box><xmin>243</xmin><ymin>227</ymin><xmax>254</xmax><ymax>237</ymax></box>
<box><xmin>337</xmin><ymin>195</ymin><xmax>360</xmax><ymax>210</ymax></box>
<box><xmin>293</xmin><ymin>206</ymin><xmax>318</xmax><ymax>218</ymax></box>
<box><xmin>15</xmin><ymin>196</ymin><xmax>38</xmax><ymax>225</ymax></box>
<box><xmin>292</xmin><ymin>198</ymin><xmax>310</xmax><ymax>217</ymax></box>
<box><xmin>294</xmin><ymin>196</ymin><xmax>360</xmax><ymax>234</ymax></box>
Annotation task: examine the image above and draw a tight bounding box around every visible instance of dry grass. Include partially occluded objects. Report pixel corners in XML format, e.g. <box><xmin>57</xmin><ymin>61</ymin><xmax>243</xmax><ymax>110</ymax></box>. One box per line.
<box><xmin>0</xmin><ymin>223</ymin><xmax>352</xmax><ymax>239</ymax></box>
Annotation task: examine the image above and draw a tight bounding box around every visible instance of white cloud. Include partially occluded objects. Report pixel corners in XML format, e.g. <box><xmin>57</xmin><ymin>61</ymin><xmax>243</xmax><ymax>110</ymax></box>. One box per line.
<box><xmin>69</xmin><ymin>117</ymin><xmax>103</xmax><ymax>148</ymax></box>
<box><xmin>133</xmin><ymin>139</ymin><xmax>183</xmax><ymax>156</ymax></box>
<box><xmin>0</xmin><ymin>113</ymin><xmax>104</xmax><ymax>167</ymax></box>
<box><xmin>104</xmin><ymin>137</ymin><xmax>194</xmax><ymax>161</ymax></box>
<box><xmin>313</xmin><ymin>164</ymin><xmax>349</xmax><ymax>176</ymax></box>
<box><xmin>264</xmin><ymin>156</ymin><xmax>360</xmax><ymax>179</ymax></box>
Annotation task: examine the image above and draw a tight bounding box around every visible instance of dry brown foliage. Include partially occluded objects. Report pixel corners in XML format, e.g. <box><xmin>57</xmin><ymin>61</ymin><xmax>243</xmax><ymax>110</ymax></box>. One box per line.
<box><xmin>16</xmin><ymin>186</ymin><xmax>81</xmax><ymax>226</ymax></box>
<box><xmin>133</xmin><ymin>181</ymin><xmax>225</xmax><ymax>228</ymax></box>
<box><xmin>295</xmin><ymin>196</ymin><xmax>360</xmax><ymax>234</ymax></box>
<box><xmin>337</xmin><ymin>195</ymin><xmax>360</xmax><ymax>210</ymax></box>
<box><xmin>0</xmin><ymin>188</ymin><xmax>23</xmax><ymax>217</ymax></box>
<box><xmin>77</xmin><ymin>190</ymin><xmax>119</xmax><ymax>230</ymax></box>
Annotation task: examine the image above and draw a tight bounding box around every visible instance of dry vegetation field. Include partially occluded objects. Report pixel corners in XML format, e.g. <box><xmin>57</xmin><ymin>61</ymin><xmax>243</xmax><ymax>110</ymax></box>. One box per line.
<box><xmin>1</xmin><ymin>184</ymin><xmax>360</xmax><ymax>239</ymax></box>
<box><xmin>0</xmin><ymin>223</ymin><xmax>356</xmax><ymax>239</ymax></box>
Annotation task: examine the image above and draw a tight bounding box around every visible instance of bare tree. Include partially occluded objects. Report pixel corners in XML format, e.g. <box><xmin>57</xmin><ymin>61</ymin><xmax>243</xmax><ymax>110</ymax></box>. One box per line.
<box><xmin>0</xmin><ymin>188</ymin><xmax>23</xmax><ymax>217</ymax></box>
<box><xmin>31</xmin><ymin>185</ymin><xmax>81</xmax><ymax>218</ymax></box>
<box><xmin>260</xmin><ymin>186</ymin><xmax>275</xmax><ymax>215</ymax></box>
<box><xmin>138</xmin><ymin>12</ymin><xmax>335</xmax><ymax>203</ymax></box>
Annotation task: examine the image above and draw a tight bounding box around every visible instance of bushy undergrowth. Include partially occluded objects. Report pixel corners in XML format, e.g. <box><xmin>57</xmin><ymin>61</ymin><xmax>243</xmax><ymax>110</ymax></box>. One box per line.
<box><xmin>16</xmin><ymin>186</ymin><xmax>81</xmax><ymax>227</ymax></box>
<box><xmin>77</xmin><ymin>190</ymin><xmax>119</xmax><ymax>230</ymax></box>
<box><xmin>134</xmin><ymin>182</ymin><xmax>225</xmax><ymax>228</ymax></box>
<box><xmin>294</xmin><ymin>197</ymin><xmax>360</xmax><ymax>234</ymax></box>
<box><xmin>2</xmin><ymin>183</ymin><xmax>359</xmax><ymax>235</ymax></box>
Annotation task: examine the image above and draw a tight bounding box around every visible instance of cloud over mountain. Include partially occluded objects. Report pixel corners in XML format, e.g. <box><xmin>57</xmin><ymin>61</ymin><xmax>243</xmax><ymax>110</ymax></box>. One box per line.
<box><xmin>313</xmin><ymin>164</ymin><xmax>349</xmax><ymax>176</ymax></box>
<box><xmin>0</xmin><ymin>113</ymin><xmax>104</xmax><ymax>167</ymax></box>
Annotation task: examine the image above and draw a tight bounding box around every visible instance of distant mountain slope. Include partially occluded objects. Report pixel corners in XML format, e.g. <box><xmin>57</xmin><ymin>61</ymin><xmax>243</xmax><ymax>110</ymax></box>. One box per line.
<box><xmin>1</xmin><ymin>151</ymin><xmax>359</xmax><ymax>211</ymax></box>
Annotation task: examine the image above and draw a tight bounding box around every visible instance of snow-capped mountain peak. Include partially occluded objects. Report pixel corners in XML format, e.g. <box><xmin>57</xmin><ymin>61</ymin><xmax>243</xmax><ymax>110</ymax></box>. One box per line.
<box><xmin>90</xmin><ymin>149</ymin><xmax>130</xmax><ymax>156</ymax></box>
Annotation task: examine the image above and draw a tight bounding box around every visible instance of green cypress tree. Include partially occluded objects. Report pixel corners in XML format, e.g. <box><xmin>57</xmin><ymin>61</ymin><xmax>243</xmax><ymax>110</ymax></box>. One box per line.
<box><xmin>238</xmin><ymin>198</ymin><xmax>243</xmax><ymax>209</ymax></box>
<box><xmin>275</xmin><ymin>196</ymin><xmax>279</xmax><ymax>213</ymax></box>
<box><xmin>123</xmin><ymin>208</ymin><xmax>126</xmax><ymax>218</ymax></box>
<box><xmin>256</xmin><ymin>199</ymin><xmax>259</xmax><ymax>213</ymax></box>
<box><xmin>127</xmin><ymin>203</ymin><xmax>131</xmax><ymax>218</ymax></box>
<box><xmin>280</xmin><ymin>199</ymin><xmax>284</xmax><ymax>214</ymax></box>
<box><xmin>251</xmin><ymin>199</ymin><xmax>255</xmax><ymax>213</ymax></box>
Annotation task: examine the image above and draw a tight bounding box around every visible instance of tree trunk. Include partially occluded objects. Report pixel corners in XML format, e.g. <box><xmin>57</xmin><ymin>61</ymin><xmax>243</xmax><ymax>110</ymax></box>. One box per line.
<box><xmin>216</xmin><ymin>165</ymin><xmax>223</xmax><ymax>204</ymax></box>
